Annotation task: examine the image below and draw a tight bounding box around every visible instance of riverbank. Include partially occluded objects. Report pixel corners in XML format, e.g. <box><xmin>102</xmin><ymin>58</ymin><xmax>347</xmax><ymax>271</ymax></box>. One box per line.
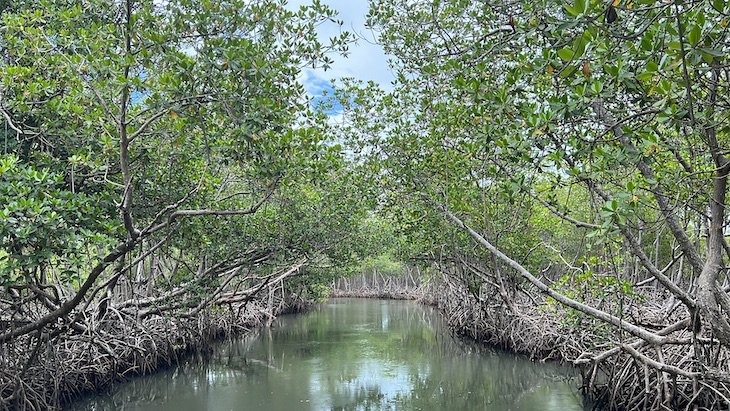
<box><xmin>331</xmin><ymin>272</ymin><xmax>724</xmax><ymax>411</ymax></box>
<box><xmin>330</xmin><ymin>289</ymin><xmax>422</xmax><ymax>300</ymax></box>
<box><xmin>0</xmin><ymin>293</ymin><xmax>311</xmax><ymax>411</ymax></box>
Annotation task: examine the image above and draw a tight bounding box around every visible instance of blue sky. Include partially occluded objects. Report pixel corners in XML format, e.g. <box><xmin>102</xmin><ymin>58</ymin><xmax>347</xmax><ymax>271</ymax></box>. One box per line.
<box><xmin>286</xmin><ymin>0</ymin><xmax>394</xmax><ymax>117</ymax></box>
<box><xmin>303</xmin><ymin>71</ymin><xmax>344</xmax><ymax>116</ymax></box>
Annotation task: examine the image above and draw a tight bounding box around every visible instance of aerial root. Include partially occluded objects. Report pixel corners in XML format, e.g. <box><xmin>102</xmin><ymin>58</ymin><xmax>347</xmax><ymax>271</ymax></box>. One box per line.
<box><xmin>334</xmin><ymin>269</ymin><xmax>730</xmax><ymax>410</ymax></box>
<box><xmin>0</xmin><ymin>293</ymin><xmax>305</xmax><ymax>411</ymax></box>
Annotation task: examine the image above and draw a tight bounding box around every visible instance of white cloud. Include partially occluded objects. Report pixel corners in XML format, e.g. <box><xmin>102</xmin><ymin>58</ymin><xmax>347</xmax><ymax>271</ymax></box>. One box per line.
<box><xmin>287</xmin><ymin>0</ymin><xmax>395</xmax><ymax>104</ymax></box>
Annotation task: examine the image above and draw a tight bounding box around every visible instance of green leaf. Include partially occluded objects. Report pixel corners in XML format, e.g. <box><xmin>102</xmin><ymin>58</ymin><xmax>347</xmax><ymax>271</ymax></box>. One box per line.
<box><xmin>557</xmin><ymin>48</ymin><xmax>575</xmax><ymax>61</ymax></box>
<box><xmin>688</xmin><ymin>25</ymin><xmax>701</xmax><ymax>46</ymax></box>
<box><xmin>645</xmin><ymin>61</ymin><xmax>658</xmax><ymax>73</ymax></box>
<box><xmin>564</xmin><ymin>4</ymin><xmax>580</xmax><ymax>17</ymax></box>
<box><xmin>700</xmin><ymin>47</ymin><xmax>724</xmax><ymax>57</ymax></box>
<box><xmin>712</xmin><ymin>0</ymin><xmax>726</xmax><ymax>13</ymax></box>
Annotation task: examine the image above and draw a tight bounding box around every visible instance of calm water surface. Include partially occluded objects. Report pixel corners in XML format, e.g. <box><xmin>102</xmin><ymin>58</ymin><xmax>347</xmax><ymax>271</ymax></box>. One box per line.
<box><xmin>67</xmin><ymin>298</ymin><xmax>587</xmax><ymax>411</ymax></box>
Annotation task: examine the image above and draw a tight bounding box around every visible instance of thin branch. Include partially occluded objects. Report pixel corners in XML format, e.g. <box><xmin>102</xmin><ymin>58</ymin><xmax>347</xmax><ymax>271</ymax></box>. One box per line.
<box><xmin>127</xmin><ymin>94</ymin><xmax>216</xmax><ymax>144</ymax></box>
<box><xmin>529</xmin><ymin>190</ymin><xmax>600</xmax><ymax>229</ymax></box>
<box><xmin>145</xmin><ymin>175</ymin><xmax>281</xmax><ymax>235</ymax></box>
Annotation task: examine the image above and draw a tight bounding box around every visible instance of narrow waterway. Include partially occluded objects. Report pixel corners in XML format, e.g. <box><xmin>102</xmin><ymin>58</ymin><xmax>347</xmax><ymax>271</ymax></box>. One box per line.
<box><xmin>67</xmin><ymin>299</ymin><xmax>587</xmax><ymax>410</ymax></box>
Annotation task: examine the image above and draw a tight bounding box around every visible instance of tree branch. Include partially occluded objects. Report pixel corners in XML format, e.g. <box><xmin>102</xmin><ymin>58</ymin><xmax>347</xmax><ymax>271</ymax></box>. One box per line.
<box><xmin>438</xmin><ymin>203</ymin><xmax>667</xmax><ymax>345</ymax></box>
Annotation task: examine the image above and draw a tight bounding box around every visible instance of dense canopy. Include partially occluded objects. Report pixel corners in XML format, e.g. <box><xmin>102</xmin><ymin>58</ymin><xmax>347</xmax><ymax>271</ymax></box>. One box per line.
<box><xmin>2</xmin><ymin>0</ymin><xmax>730</xmax><ymax>410</ymax></box>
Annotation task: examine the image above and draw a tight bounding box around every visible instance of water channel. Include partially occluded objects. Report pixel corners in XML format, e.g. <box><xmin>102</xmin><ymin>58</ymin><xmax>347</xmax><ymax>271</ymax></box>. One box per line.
<box><xmin>67</xmin><ymin>298</ymin><xmax>587</xmax><ymax>410</ymax></box>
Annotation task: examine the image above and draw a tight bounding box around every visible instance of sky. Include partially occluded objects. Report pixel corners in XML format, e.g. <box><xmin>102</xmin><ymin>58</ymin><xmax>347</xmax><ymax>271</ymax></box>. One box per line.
<box><xmin>285</xmin><ymin>0</ymin><xmax>394</xmax><ymax>117</ymax></box>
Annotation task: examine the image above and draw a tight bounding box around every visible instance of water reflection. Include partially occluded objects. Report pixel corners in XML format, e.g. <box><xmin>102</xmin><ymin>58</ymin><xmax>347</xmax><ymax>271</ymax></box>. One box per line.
<box><xmin>67</xmin><ymin>299</ymin><xmax>586</xmax><ymax>411</ymax></box>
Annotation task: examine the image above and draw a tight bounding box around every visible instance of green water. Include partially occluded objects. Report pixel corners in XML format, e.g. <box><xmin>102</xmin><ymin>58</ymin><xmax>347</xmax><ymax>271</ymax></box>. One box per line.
<box><xmin>66</xmin><ymin>298</ymin><xmax>587</xmax><ymax>411</ymax></box>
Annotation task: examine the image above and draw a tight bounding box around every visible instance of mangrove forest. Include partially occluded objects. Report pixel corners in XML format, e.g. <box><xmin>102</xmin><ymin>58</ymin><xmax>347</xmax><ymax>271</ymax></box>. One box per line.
<box><xmin>2</xmin><ymin>0</ymin><xmax>730</xmax><ymax>410</ymax></box>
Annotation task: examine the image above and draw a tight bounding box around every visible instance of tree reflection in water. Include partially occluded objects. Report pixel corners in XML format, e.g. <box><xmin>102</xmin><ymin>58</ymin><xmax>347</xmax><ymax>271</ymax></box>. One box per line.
<box><xmin>67</xmin><ymin>299</ymin><xmax>587</xmax><ymax>411</ymax></box>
